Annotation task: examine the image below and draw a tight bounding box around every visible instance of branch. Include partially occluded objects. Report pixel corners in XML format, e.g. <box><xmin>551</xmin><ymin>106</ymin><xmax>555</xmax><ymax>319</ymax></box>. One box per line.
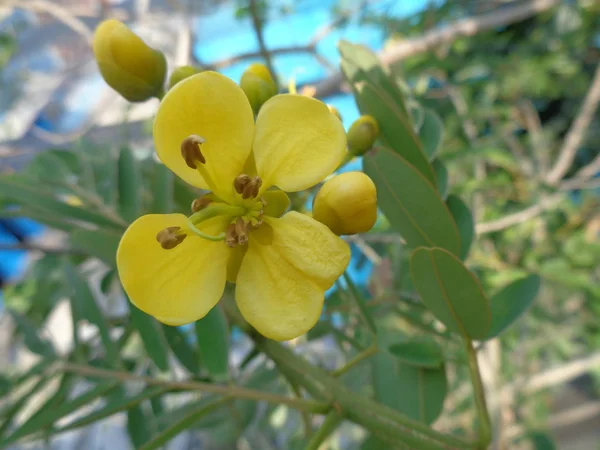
<box><xmin>56</xmin><ymin>362</ymin><xmax>330</xmax><ymax>414</ymax></box>
<box><xmin>572</xmin><ymin>152</ymin><xmax>600</xmax><ymax>182</ymax></box>
<box><xmin>475</xmin><ymin>194</ymin><xmax>563</xmax><ymax>235</ymax></box>
<box><xmin>313</xmin><ymin>0</ymin><xmax>560</xmax><ymax>98</ymax></box>
<box><xmin>248</xmin><ymin>0</ymin><xmax>277</xmax><ymax>82</ymax></box>
<box><xmin>545</xmin><ymin>63</ymin><xmax>600</xmax><ymax>185</ymax></box>
<box><xmin>211</xmin><ymin>46</ymin><xmax>314</xmax><ymax>69</ymax></box>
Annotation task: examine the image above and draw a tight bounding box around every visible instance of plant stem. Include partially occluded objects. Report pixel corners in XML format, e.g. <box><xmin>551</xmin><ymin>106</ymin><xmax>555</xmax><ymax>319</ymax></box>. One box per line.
<box><xmin>332</xmin><ymin>345</ymin><xmax>378</xmax><ymax>377</ymax></box>
<box><xmin>466</xmin><ymin>339</ymin><xmax>493</xmax><ymax>449</ymax></box>
<box><xmin>305</xmin><ymin>410</ymin><xmax>342</xmax><ymax>450</ymax></box>
<box><xmin>54</xmin><ymin>362</ymin><xmax>329</xmax><ymax>414</ymax></box>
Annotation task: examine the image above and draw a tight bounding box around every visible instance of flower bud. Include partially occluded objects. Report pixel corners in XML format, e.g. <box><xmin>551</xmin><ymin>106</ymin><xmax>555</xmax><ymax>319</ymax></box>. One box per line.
<box><xmin>93</xmin><ymin>19</ymin><xmax>166</xmax><ymax>102</ymax></box>
<box><xmin>347</xmin><ymin>115</ymin><xmax>379</xmax><ymax>156</ymax></box>
<box><xmin>313</xmin><ymin>172</ymin><xmax>377</xmax><ymax>236</ymax></box>
<box><xmin>168</xmin><ymin>65</ymin><xmax>201</xmax><ymax>90</ymax></box>
<box><xmin>240</xmin><ymin>63</ymin><xmax>278</xmax><ymax>114</ymax></box>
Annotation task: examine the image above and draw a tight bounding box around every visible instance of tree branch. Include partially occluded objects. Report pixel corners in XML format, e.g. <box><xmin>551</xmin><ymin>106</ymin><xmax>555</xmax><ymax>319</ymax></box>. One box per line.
<box><xmin>545</xmin><ymin>63</ymin><xmax>600</xmax><ymax>185</ymax></box>
<box><xmin>248</xmin><ymin>0</ymin><xmax>277</xmax><ymax>82</ymax></box>
<box><xmin>313</xmin><ymin>0</ymin><xmax>560</xmax><ymax>98</ymax></box>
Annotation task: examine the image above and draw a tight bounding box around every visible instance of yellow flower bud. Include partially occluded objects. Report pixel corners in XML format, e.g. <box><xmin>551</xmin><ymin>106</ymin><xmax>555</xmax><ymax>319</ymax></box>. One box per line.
<box><xmin>313</xmin><ymin>171</ymin><xmax>377</xmax><ymax>235</ymax></box>
<box><xmin>347</xmin><ymin>115</ymin><xmax>379</xmax><ymax>156</ymax></box>
<box><xmin>328</xmin><ymin>104</ymin><xmax>342</xmax><ymax>121</ymax></box>
<box><xmin>168</xmin><ymin>65</ymin><xmax>201</xmax><ymax>90</ymax></box>
<box><xmin>93</xmin><ymin>19</ymin><xmax>166</xmax><ymax>102</ymax></box>
<box><xmin>240</xmin><ymin>63</ymin><xmax>278</xmax><ymax>114</ymax></box>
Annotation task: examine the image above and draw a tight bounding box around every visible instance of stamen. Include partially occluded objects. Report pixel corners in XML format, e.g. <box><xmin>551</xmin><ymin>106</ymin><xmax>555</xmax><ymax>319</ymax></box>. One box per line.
<box><xmin>225</xmin><ymin>223</ymin><xmax>238</xmax><ymax>248</ymax></box>
<box><xmin>181</xmin><ymin>135</ymin><xmax>206</xmax><ymax>169</ymax></box>
<box><xmin>233</xmin><ymin>173</ymin><xmax>263</xmax><ymax>199</ymax></box>
<box><xmin>235</xmin><ymin>217</ymin><xmax>248</xmax><ymax>245</ymax></box>
<box><xmin>156</xmin><ymin>226</ymin><xmax>186</xmax><ymax>250</ymax></box>
<box><xmin>191</xmin><ymin>196</ymin><xmax>212</xmax><ymax>213</ymax></box>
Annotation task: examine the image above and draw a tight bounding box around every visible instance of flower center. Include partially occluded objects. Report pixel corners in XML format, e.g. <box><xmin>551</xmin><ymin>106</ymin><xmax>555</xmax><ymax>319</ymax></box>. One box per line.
<box><xmin>155</xmin><ymin>135</ymin><xmax>267</xmax><ymax>250</ymax></box>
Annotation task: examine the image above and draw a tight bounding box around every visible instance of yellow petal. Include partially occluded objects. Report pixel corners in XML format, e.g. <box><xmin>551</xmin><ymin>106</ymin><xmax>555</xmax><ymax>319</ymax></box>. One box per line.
<box><xmin>253</xmin><ymin>94</ymin><xmax>347</xmax><ymax>192</ymax></box>
<box><xmin>117</xmin><ymin>214</ymin><xmax>229</xmax><ymax>325</ymax></box>
<box><xmin>235</xmin><ymin>211</ymin><xmax>350</xmax><ymax>341</ymax></box>
<box><xmin>262</xmin><ymin>190</ymin><xmax>290</xmax><ymax>218</ymax></box>
<box><xmin>153</xmin><ymin>72</ymin><xmax>255</xmax><ymax>196</ymax></box>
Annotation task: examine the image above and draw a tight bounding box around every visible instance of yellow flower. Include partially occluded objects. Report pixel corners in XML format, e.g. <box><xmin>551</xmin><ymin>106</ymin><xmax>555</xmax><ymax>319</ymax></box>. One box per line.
<box><xmin>117</xmin><ymin>71</ymin><xmax>350</xmax><ymax>341</ymax></box>
<box><xmin>93</xmin><ymin>19</ymin><xmax>166</xmax><ymax>102</ymax></box>
<box><xmin>313</xmin><ymin>172</ymin><xmax>378</xmax><ymax>235</ymax></box>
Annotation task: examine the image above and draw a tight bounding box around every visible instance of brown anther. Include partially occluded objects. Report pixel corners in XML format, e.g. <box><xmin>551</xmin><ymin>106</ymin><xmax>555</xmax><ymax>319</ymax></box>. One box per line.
<box><xmin>156</xmin><ymin>226</ymin><xmax>186</xmax><ymax>250</ymax></box>
<box><xmin>181</xmin><ymin>135</ymin><xmax>206</xmax><ymax>169</ymax></box>
<box><xmin>241</xmin><ymin>176</ymin><xmax>262</xmax><ymax>199</ymax></box>
<box><xmin>225</xmin><ymin>223</ymin><xmax>238</xmax><ymax>248</ymax></box>
<box><xmin>191</xmin><ymin>196</ymin><xmax>212</xmax><ymax>213</ymax></box>
<box><xmin>235</xmin><ymin>217</ymin><xmax>248</xmax><ymax>245</ymax></box>
<box><xmin>234</xmin><ymin>174</ymin><xmax>251</xmax><ymax>194</ymax></box>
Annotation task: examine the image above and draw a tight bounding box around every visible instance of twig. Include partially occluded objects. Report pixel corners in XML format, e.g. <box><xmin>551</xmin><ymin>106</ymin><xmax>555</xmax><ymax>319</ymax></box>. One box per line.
<box><xmin>211</xmin><ymin>46</ymin><xmax>314</xmax><ymax>69</ymax></box>
<box><xmin>313</xmin><ymin>0</ymin><xmax>560</xmax><ymax>98</ymax></box>
<box><xmin>572</xmin><ymin>152</ymin><xmax>600</xmax><ymax>181</ymax></box>
<box><xmin>248</xmin><ymin>0</ymin><xmax>277</xmax><ymax>82</ymax></box>
<box><xmin>346</xmin><ymin>235</ymin><xmax>382</xmax><ymax>265</ymax></box>
<box><xmin>475</xmin><ymin>194</ymin><xmax>563</xmax><ymax>235</ymax></box>
<box><xmin>546</xmin><ymin>64</ymin><xmax>600</xmax><ymax>185</ymax></box>
<box><xmin>55</xmin><ymin>362</ymin><xmax>330</xmax><ymax>414</ymax></box>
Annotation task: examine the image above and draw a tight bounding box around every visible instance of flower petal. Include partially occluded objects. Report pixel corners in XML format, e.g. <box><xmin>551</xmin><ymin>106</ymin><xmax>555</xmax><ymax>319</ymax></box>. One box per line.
<box><xmin>235</xmin><ymin>211</ymin><xmax>350</xmax><ymax>341</ymax></box>
<box><xmin>253</xmin><ymin>95</ymin><xmax>347</xmax><ymax>192</ymax></box>
<box><xmin>154</xmin><ymin>72</ymin><xmax>255</xmax><ymax>195</ymax></box>
<box><xmin>117</xmin><ymin>214</ymin><xmax>229</xmax><ymax>325</ymax></box>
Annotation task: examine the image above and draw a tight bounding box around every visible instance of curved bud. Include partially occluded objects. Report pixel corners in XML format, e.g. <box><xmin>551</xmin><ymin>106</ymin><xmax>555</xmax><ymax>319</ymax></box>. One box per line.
<box><xmin>168</xmin><ymin>65</ymin><xmax>201</xmax><ymax>90</ymax></box>
<box><xmin>313</xmin><ymin>171</ymin><xmax>377</xmax><ymax>236</ymax></box>
<box><xmin>240</xmin><ymin>63</ymin><xmax>278</xmax><ymax>114</ymax></box>
<box><xmin>347</xmin><ymin>115</ymin><xmax>379</xmax><ymax>156</ymax></box>
<box><xmin>93</xmin><ymin>19</ymin><xmax>166</xmax><ymax>102</ymax></box>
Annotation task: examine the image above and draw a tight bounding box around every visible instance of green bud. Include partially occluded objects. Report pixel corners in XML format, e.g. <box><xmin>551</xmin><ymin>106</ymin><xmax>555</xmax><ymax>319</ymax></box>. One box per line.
<box><xmin>168</xmin><ymin>65</ymin><xmax>202</xmax><ymax>90</ymax></box>
<box><xmin>347</xmin><ymin>115</ymin><xmax>379</xmax><ymax>156</ymax></box>
<box><xmin>93</xmin><ymin>19</ymin><xmax>166</xmax><ymax>102</ymax></box>
<box><xmin>240</xmin><ymin>63</ymin><xmax>278</xmax><ymax>114</ymax></box>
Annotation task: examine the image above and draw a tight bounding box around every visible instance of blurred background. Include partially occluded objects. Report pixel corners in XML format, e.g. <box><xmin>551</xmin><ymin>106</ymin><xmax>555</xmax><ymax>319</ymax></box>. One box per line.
<box><xmin>0</xmin><ymin>0</ymin><xmax>599</xmax><ymax>449</ymax></box>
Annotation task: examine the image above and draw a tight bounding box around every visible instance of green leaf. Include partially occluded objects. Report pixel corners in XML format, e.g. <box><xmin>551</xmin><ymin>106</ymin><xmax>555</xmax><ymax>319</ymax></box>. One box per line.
<box><xmin>161</xmin><ymin>325</ymin><xmax>200</xmax><ymax>374</ymax></box>
<box><xmin>0</xmin><ymin>376</ymin><xmax>51</xmax><ymax>438</ymax></box>
<box><xmin>356</xmin><ymin>84</ymin><xmax>436</xmax><ymax>185</ymax></box>
<box><xmin>363</xmin><ymin>147</ymin><xmax>461</xmax><ymax>256</ymax></box>
<box><xmin>419</xmin><ymin>109</ymin><xmax>444</xmax><ymax>160</ymax></box>
<box><xmin>431</xmin><ymin>159</ymin><xmax>448</xmax><ymax>199</ymax></box>
<box><xmin>10</xmin><ymin>312</ymin><xmax>54</xmax><ymax>356</ymax></box>
<box><xmin>446</xmin><ymin>195</ymin><xmax>475</xmax><ymax>260</ymax></box>
<box><xmin>486</xmin><ymin>275</ymin><xmax>541</xmax><ymax>338</ymax></box>
<box><xmin>195</xmin><ymin>306</ymin><xmax>230</xmax><ymax>382</ymax></box>
<box><xmin>127</xmin><ymin>404</ymin><xmax>149</xmax><ymax>448</ymax></box>
<box><xmin>57</xmin><ymin>386</ymin><xmax>169</xmax><ymax>434</ymax></box>
<box><xmin>389</xmin><ymin>337</ymin><xmax>444</xmax><ymax>368</ymax></box>
<box><xmin>372</xmin><ymin>332</ymin><xmax>447</xmax><ymax>425</ymax></box>
<box><xmin>64</xmin><ymin>261</ymin><xmax>119</xmax><ymax>366</ymax></box>
<box><xmin>342</xmin><ymin>273</ymin><xmax>377</xmax><ymax>335</ymax></box>
<box><xmin>118</xmin><ymin>147</ymin><xmax>141</xmax><ymax>222</ymax></box>
<box><xmin>140</xmin><ymin>397</ymin><xmax>230</xmax><ymax>450</ymax></box>
<box><xmin>130</xmin><ymin>304</ymin><xmax>170</xmax><ymax>371</ymax></box>
<box><xmin>151</xmin><ymin>162</ymin><xmax>174</xmax><ymax>213</ymax></box>
<box><xmin>410</xmin><ymin>247</ymin><xmax>491</xmax><ymax>340</ymax></box>
<box><xmin>528</xmin><ymin>431</ymin><xmax>557</xmax><ymax>450</ymax></box>
<box><xmin>70</xmin><ymin>228</ymin><xmax>121</xmax><ymax>267</ymax></box>
<box><xmin>0</xmin><ymin>177</ymin><xmax>124</xmax><ymax>230</ymax></box>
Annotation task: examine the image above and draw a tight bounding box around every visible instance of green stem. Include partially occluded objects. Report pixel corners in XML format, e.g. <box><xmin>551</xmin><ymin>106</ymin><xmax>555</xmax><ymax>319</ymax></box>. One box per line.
<box><xmin>466</xmin><ymin>339</ymin><xmax>492</xmax><ymax>449</ymax></box>
<box><xmin>332</xmin><ymin>345</ymin><xmax>377</xmax><ymax>377</ymax></box>
<box><xmin>305</xmin><ymin>410</ymin><xmax>342</xmax><ymax>450</ymax></box>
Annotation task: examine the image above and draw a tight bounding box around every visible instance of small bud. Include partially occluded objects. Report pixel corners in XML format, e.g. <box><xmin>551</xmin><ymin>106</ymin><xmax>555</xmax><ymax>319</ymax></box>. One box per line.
<box><xmin>168</xmin><ymin>65</ymin><xmax>201</xmax><ymax>90</ymax></box>
<box><xmin>313</xmin><ymin>172</ymin><xmax>377</xmax><ymax>236</ymax></box>
<box><xmin>347</xmin><ymin>115</ymin><xmax>379</xmax><ymax>156</ymax></box>
<box><xmin>328</xmin><ymin>104</ymin><xmax>342</xmax><ymax>121</ymax></box>
<box><xmin>93</xmin><ymin>19</ymin><xmax>166</xmax><ymax>102</ymax></box>
<box><xmin>240</xmin><ymin>63</ymin><xmax>278</xmax><ymax>114</ymax></box>
<box><xmin>181</xmin><ymin>135</ymin><xmax>206</xmax><ymax>169</ymax></box>
<box><xmin>156</xmin><ymin>226</ymin><xmax>186</xmax><ymax>249</ymax></box>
